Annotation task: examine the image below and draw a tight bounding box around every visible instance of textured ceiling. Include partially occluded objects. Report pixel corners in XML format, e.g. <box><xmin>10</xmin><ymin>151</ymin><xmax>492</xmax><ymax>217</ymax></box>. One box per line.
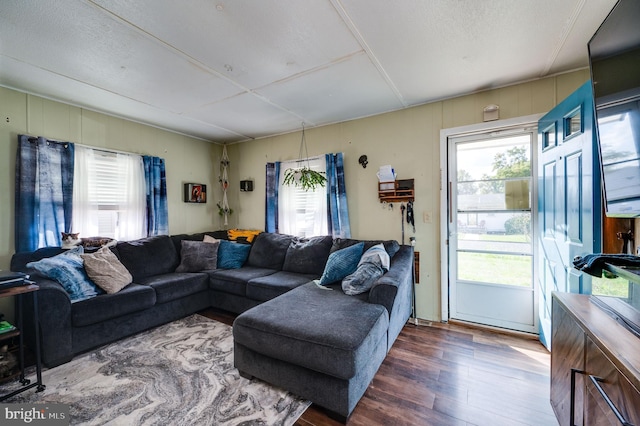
<box><xmin>0</xmin><ymin>0</ymin><xmax>618</xmax><ymax>142</ymax></box>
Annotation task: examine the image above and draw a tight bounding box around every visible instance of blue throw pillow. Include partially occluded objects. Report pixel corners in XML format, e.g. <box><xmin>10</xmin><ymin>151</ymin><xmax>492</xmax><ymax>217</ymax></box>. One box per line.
<box><xmin>27</xmin><ymin>246</ymin><xmax>104</xmax><ymax>303</ymax></box>
<box><xmin>217</xmin><ymin>240</ymin><xmax>251</xmax><ymax>269</ymax></box>
<box><xmin>317</xmin><ymin>242</ymin><xmax>365</xmax><ymax>285</ymax></box>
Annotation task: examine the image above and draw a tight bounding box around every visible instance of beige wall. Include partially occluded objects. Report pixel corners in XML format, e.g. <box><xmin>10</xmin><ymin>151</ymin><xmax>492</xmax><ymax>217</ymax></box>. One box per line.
<box><xmin>227</xmin><ymin>68</ymin><xmax>591</xmax><ymax>321</ymax></box>
<box><xmin>0</xmin><ymin>86</ymin><xmax>223</xmax><ymax>319</ymax></box>
<box><xmin>0</xmin><ymin>69</ymin><xmax>591</xmax><ymax>323</ymax></box>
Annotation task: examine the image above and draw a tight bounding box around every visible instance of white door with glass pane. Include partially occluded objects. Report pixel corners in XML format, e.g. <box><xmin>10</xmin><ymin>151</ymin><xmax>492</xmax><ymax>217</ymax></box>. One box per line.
<box><xmin>448</xmin><ymin>128</ymin><xmax>536</xmax><ymax>333</ymax></box>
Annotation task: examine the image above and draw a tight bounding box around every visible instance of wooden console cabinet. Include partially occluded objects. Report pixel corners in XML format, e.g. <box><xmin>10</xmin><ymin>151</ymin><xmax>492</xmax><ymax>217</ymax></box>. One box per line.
<box><xmin>551</xmin><ymin>292</ymin><xmax>640</xmax><ymax>425</ymax></box>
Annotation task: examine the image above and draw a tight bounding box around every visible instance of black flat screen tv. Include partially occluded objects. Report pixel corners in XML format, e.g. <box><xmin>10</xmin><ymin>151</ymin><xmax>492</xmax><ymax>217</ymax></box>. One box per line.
<box><xmin>588</xmin><ymin>0</ymin><xmax>640</xmax><ymax>217</ymax></box>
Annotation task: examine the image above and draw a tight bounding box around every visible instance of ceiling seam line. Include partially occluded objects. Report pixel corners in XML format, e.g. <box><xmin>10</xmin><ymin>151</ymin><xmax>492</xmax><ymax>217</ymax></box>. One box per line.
<box><xmin>83</xmin><ymin>0</ymin><xmax>314</xmax><ymax>128</ymax></box>
<box><xmin>83</xmin><ymin>1</ymin><xmax>247</xmax><ymax>93</ymax></box>
<box><xmin>541</xmin><ymin>0</ymin><xmax>586</xmax><ymax>76</ymax></box>
<box><xmin>329</xmin><ymin>0</ymin><xmax>407</xmax><ymax>107</ymax></box>
<box><xmin>0</xmin><ymin>53</ymin><xmax>246</xmax><ymax>139</ymax></box>
<box><xmin>251</xmin><ymin>51</ymin><xmax>364</xmax><ymax>92</ymax></box>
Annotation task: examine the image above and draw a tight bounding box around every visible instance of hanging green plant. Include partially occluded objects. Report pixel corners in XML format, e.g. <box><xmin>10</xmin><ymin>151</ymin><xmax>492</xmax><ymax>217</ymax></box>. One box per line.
<box><xmin>216</xmin><ymin>202</ymin><xmax>233</xmax><ymax>217</ymax></box>
<box><xmin>283</xmin><ymin>166</ymin><xmax>327</xmax><ymax>191</ymax></box>
<box><xmin>282</xmin><ymin>123</ymin><xmax>327</xmax><ymax>191</ymax></box>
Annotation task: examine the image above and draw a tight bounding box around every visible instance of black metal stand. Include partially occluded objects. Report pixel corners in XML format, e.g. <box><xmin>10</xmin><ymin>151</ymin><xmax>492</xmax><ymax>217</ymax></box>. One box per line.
<box><xmin>0</xmin><ymin>284</ymin><xmax>45</xmax><ymax>401</ymax></box>
<box><xmin>400</xmin><ymin>204</ymin><xmax>406</xmax><ymax>245</ymax></box>
<box><xmin>410</xmin><ymin>247</ymin><xmax>418</xmax><ymax>326</ymax></box>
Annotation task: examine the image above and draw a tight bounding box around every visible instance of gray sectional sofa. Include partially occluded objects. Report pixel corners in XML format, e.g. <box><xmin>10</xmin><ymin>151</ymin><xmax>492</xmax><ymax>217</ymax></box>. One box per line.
<box><xmin>11</xmin><ymin>230</ymin><xmax>414</xmax><ymax>420</ymax></box>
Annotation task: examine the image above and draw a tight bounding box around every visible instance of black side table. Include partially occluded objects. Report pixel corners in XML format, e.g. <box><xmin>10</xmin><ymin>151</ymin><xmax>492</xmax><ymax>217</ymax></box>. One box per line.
<box><xmin>0</xmin><ymin>283</ymin><xmax>45</xmax><ymax>400</ymax></box>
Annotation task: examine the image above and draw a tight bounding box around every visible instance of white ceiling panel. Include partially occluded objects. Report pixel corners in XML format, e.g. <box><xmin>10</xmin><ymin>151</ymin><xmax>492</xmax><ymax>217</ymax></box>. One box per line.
<box><xmin>0</xmin><ymin>0</ymin><xmax>622</xmax><ymax>143</ymax></box>
<box><xmin>90</xmin><ymin>0</ymin><xmax>362</xmax><ymax>89</ymax></box>
<box><xmin>0</xmin><ymin>55</ymin><xmax>243</xmax><ymax>141</ymax></box>
<box><xmin>257</xmin><ymin>52</ymin><xmax>404</xmax><ymax>126</ymax></box>
<box><xmin>339</xmin><ymin>0</ymin><xmax>603</xmax><ymax>105</ymax></box>
<box><xmin>1</xmin><ymin>0</ymin><xmax>243</xmax><ymax>112</ymax></box>
<box><xmin>186</xmin><ymin>92</ymin><xmax>305</xmax><ymax>140</ymax></box>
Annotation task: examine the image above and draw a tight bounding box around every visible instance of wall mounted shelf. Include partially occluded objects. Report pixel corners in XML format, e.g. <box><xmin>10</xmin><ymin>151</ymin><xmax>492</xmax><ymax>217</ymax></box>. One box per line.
<box><xmin>378</xmin><ymin>179</ymin><xmax>414</xmax><ymax>203</ymax></box>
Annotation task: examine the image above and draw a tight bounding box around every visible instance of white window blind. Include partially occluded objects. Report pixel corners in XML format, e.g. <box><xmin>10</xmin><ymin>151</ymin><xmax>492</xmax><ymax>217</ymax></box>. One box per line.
<box><xmin>92</xmin><ymin>151</ymin><xmax>124</xmax><ymax>207</ymax></box>
<box><xmin>72</xmin><ymin>145</ymin><xmax>146</xmax><ymax>241</ymax></box>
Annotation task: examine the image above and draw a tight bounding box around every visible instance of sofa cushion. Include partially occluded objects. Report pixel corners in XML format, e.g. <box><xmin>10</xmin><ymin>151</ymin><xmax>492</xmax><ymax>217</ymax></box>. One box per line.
<box><xmin>246</xmin><ymin>271</ymin><xmax>317</xmax><ymax>302</ymax></box>
<box><xmin>318</xmin><ymin>242</ymin><xmax>364</xmax><ymax>285</ymax></box>
<box><xmin>27</xmin><ymin>247</ymin><xmax>104</xmax><ymax>303</ymax></box>
<box><xmin>282</xmin><ymin>235</ymin><xmax>333</xmax><ymax>276</ymax></box>
<box><xmin>246</xmin><ymin>233</ymin><xmax>294</xmax><ymax>270</ymax></box>
<box><xmin>331</xmin><ymin>238</ymin><xmax>400</xmax><ymax>259</ymax></box>
<box><xmin>208</xmin><ymin>267</ymin><xmax>277</xmax><ymax>296</ymax></box>
<box><xmin>217</xmin><ymin>240</ymin><xmax>251</xmax><ymax>269</ymax></box>
<box><xmin>80</xmin><ymin>247</ymin><xmax>133</xmax><ymax>294</ymax></box>
<box><xmin>233</xmin><ymin>282</ymin><xmax>389</xmax><ymax>380</ymax></box>
<box><xmin>71</xmin><ymin>283</ymin><xmax>156</xmax><ymax>327</ymax></box>
<box><xmin>117</xmin><ymin>235</ymin><xmax>179</xmax><ymax>281</ymax></box>
<box><xmin>175</xmin><ymin>240</ymin><xmax>219</xmax><ymax>272</ymax></box>
<box><xmin>138</xmin><ymin>272</ymin><xmax>209</xmax><ymax>304</ymax></box>
<box><xmin>342</xmin><ymin>243</ymin><xmax>390</xmax><ymax>296</ymax></box>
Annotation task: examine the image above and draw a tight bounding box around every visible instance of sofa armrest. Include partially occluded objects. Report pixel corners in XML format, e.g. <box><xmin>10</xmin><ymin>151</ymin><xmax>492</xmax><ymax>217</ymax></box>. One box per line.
<box><xmin>369</xmin><ymin>246</ymin><xmax>413</xmax><ymax>314</ymax></box>
<box><xmin>22</xmin><ymin>275</ymin><xmax>74</xmax><ymax>367</ymax></box>
<box><xmin>369</xmin><ymin>246</ymin><xmax>414</xmax><ymax>349</ymax></box>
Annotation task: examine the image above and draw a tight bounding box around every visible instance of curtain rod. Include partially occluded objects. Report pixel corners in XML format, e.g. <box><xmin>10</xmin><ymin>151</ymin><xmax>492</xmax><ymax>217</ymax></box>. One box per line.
<box><xmin>28</xmin><ymin>136</ymin><xmax>71</xmax><ymax>148</ymax></box>
<box><xmin>28</xmin><ymin>136</ymin><xmax>149</xmax><ymax>158</ymax></box>
<box><xmin>291</xmin><ymin>154</ymin><xmax>325</xmax><ymax>162</ymax></box>
<box><xmin>75</xmin><ymin>142</ymin><xmax>142</xmax><ymax>157</ymax></box>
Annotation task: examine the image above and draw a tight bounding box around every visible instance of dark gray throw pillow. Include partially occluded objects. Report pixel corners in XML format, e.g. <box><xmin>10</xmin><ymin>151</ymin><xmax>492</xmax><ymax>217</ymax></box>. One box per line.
<box><xmin>282</xmin><ymin>235</ymin><xmax>333</xmax><ymax>276</ymax></box>
<box><xmin>246</xmin><ymin>232</ymin><xmax>294</xmax><ymax>270</ymax></box>
<box><xmin>117</xmin><ymin>235</ymin><xmax>179</xmax><ymax>281</ymax></box>
<box><xmin>176</xmin><ymin>240</ymin><xmax>219</xmax><ymax>272</ymax></box>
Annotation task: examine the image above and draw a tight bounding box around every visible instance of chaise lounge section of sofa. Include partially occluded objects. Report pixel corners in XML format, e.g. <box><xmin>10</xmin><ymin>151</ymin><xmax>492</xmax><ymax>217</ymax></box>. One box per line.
<box><xmin>233</xmin><ymin>240</ymin><xmax>414</xmax><ymax>420</ymax></box>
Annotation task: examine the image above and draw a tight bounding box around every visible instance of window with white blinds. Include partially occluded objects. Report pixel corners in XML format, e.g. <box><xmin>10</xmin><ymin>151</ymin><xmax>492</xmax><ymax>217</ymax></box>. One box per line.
<box><xmin>278</xmin><ymin>156</ymin><xmax>328</xmax><ymax>237</ymax></box>
<box><xmin>92</xmin><ymin>151</ymin><xmax>124</xmax><ymax>206</ymax></box>
<box><xmin>92</xmin><ymin>151</ymin><xmax>127</xmax><ymax>238</ymax></box>
<box><xmin>72</xmin><ymin>145</ymin><xmax>146</xmax><ymax>241</ymax></box>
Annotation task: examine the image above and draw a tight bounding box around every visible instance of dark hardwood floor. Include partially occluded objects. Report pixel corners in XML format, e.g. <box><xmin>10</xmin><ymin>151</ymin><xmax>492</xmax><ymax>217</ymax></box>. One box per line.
<box><xmin>199</xmin><ymin>309</ymin><xmax>558</xmax><ymax>426</ymax></box>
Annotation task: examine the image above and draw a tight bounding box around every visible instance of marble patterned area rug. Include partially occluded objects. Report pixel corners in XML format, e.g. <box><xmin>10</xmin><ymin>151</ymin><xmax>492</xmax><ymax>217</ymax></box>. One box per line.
<box><xmin>2</xmin><ymin>315</ymin><xmax>310</xmax><ymax>425</ymax></box>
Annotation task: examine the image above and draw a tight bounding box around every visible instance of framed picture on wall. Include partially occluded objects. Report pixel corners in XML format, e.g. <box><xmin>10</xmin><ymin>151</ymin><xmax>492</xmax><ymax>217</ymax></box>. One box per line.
<box><xmin>184</xmin><ymin>183</ymin><xmax>206</xmax><ymax>203</ymax></box>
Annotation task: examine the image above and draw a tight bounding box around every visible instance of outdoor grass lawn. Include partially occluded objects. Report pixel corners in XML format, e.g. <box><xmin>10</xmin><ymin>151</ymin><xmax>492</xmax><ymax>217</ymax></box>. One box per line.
<box><xmin>592</xmin><ymin>276</ymin><xmax>629</xmax><ymax>297</ymax></box>
<box><xmin>467</xmin><ymin>233</ymin><xmax>530</xmax><ymax>243</ymax></box>
<box><xmin>457</xmin><ymin>233</ymin><xmax>631</xmax><ymax>297</ymax></box>
<box><xmin>458</xmin><ymin>251</ymin><xmax>532</xmax><ymax>286</ymax></box>
<box><xmin>457</xmin><ymin>232</ymin><xmax>532</xmax><ymax>286</ymax></box>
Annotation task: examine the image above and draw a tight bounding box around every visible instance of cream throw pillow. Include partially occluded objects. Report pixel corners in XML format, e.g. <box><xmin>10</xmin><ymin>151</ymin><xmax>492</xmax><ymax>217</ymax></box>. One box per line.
<box><xmin>81</xmin><ymin>247</ymin><xmax>132</xmax><ymax>294</ymax></box>
<box><xmin>203</xmin><ymin>235</ymin><xmax>218</xmax><ymax>244</ymax></box>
